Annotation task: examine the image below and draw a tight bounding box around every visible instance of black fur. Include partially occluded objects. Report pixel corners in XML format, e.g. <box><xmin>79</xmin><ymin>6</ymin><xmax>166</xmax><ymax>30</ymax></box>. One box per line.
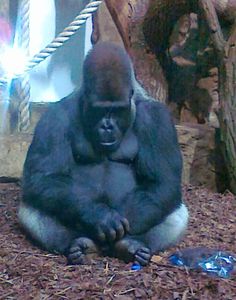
<box><xmin>21</xmin><ymin>42</ymin><xmax>186</xmax><ymax>265</ymax></box>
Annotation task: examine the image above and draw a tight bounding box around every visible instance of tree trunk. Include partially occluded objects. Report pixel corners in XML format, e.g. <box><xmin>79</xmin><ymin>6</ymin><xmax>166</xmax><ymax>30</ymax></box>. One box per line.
<box><xmin>219</xmin><ymin>24</ymin><xmax>236</xmax><ymax>193</ymax></box>
<box><xmin>199</xmin><ymin>0</ymin><xmax>236</xmax><ymax>193</ymax></box>
<box><xmin>104</xmin><ymin>0</ymin><xmax>168</xmax><ymax>102</ymax></box>
<box><xmin>104</xmin><ymin>0</ymin><xmax>236</xmax><ymax>193</ymax></box>
<box><xmin>104</xmin><ymin>0</ymin><xmax>235</xmax><ymax>103</ymax></box>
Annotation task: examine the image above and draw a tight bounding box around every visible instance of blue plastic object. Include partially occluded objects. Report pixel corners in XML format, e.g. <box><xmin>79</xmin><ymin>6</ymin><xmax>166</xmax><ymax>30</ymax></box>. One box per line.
<box><xmin>131</xmin><ymin>263</ymin><xmax>142</xmax><ymax>271</ymax></box>
<box><xmin>169</xmin><ymin>254</ymin><xmax>185</xmax><ymax>266</ymax></box>
<box><xmin>169</xmin><ymin>247</ymin><xmax>236</xmax><ymax>278</ymax></box>
<box><xmin>198</xmin><ymin>252</ymin><xmax>235</xmax><ymax>279</ymax></box>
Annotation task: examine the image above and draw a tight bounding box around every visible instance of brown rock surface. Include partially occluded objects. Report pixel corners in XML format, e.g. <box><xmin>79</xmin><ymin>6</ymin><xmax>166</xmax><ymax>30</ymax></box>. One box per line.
<box><xmin>177</xmin><ymin>124</ymin><xmax>226</xmax><ymax>192</ymax></box>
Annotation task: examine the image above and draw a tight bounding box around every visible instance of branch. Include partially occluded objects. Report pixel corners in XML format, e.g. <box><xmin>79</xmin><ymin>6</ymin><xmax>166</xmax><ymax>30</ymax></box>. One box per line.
<box><xmin>105</xmin><ymin>0</ymin><xmax>130</xmax><ymax>50</ymax></box>
<box><xmin>198</xmin><ymin>0</ymin><xmax>226</xmax><ymax>54</ymax></box>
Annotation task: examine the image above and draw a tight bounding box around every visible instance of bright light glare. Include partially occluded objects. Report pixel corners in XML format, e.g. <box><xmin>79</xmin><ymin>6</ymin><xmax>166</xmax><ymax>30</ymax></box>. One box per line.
<box><xmin>0</xmin><ymin>46</ymin><xmax>28</xmax><ymax>79</ymax></box>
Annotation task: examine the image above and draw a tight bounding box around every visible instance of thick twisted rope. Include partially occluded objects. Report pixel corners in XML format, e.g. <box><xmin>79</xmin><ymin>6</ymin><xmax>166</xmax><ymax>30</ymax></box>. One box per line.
<box><xmin>26</xmin><ymin>0</ymin><xmax>103</xmax><ymax>70</ymax></box>
<box><xmin>0</xmin><ymin>0</ymin><xmax>103</xmax><ymax>132</ymax></box>
<box><xmin>0</xmin><ymin>0</ymin><xmax>103</xmax><ymax>85</ymax></box>
<box><xmin>26</xmin><ymin>1</ymin><xmax>102</xmax><ymax>71</ymax></box>
<box><xmin>17</xmin><ymin>0</ymin><xmax>31</xmax><ymax>131</ymax></box>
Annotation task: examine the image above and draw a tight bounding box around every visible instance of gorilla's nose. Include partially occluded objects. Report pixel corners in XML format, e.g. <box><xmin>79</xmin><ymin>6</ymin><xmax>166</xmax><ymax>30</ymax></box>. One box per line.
<box><xmin>101</xmin><ymin>119</ymin><xmax>113</xmax><ymax>131</ymax></box>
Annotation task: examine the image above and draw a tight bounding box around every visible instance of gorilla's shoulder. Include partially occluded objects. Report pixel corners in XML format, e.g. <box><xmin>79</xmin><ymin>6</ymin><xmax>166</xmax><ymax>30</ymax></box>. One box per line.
<box><xmin>35</xmin><ymin>90</ymin><xmax>80</xmax><ymax>135</ymax></box>
<box><xmin>135</xmin><ymin>98</ymin><xmax>173</xmax><ymax>129</ymax></box>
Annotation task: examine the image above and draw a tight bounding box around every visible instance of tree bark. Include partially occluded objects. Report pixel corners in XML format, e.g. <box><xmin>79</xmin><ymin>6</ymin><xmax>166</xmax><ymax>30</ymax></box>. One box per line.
<box><xmin>219</xmin><ymin>24</ymin><xmax>236</xmax><ymax>193</ymax></box>
<box><xmin>104</xmin><ymin>0</ymin><xmax>168</xmax><ymax>102</ymax></box>
<box><xmin>199</xmin><ymin>0</ymin><xmax>236</xmax><ymax>193</ymax></box>
<box><xmin>104</xmin><ymin>0</ymin><xmax>235</xmax><ymax>103</ymax></box>
<box><xmin>104</xmin><ymin>0</ymin><xmax>236</xmax><ymax>193</ymax></box>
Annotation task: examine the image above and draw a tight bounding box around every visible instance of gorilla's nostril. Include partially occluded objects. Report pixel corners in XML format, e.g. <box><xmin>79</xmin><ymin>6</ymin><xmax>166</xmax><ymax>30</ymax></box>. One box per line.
<box><xmin>101</xmin><ymin>119</ymin><xmax>113</xmax><ymax>130</ymax></box>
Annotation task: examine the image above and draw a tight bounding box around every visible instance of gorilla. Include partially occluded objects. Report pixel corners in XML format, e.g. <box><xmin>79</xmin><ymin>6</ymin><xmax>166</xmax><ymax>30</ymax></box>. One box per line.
<box><xmin>19</xmin><ymin>42</ymin><xmax>188</xmax><ymax>266</ymax></box>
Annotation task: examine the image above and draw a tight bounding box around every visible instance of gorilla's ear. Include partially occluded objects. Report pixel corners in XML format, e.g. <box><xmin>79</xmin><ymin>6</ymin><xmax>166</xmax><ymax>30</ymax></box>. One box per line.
<box><xmin>130</xmin><ymin>89</ymin><xmax>134</xmax><ymax>99</ymax></box>
<box><xmin>130</xmin><ymin>95</ymin><xmax>136</xmax><ymax>126</ymax></box>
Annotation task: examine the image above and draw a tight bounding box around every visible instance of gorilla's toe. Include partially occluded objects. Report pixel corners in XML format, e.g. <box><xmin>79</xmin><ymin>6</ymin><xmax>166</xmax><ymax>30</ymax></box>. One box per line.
<box><xmin>67</xmin><ymin>237</ymin><xmax>98</xmax><ymax>265</ymax></box>
<box><xmin>134</xmin><ymin>247</ymin><xmax>151</xmax><ymax>266</ymax></box>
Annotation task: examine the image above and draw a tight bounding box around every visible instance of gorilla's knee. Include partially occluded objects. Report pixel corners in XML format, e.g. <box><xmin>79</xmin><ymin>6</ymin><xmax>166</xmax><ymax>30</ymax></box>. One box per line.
<box><xmin>18</xmin><ymin>203</ymin><xmax>77</xmax><ymax>253</ymax></box>
<box><xmin>145</xmin><ymin>204</ymin><xmax>189</xmax><ymax>253</ymax></box>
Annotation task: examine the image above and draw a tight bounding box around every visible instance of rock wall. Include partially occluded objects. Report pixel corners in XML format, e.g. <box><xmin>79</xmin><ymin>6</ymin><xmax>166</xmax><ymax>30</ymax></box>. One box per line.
<box><xmin>0</xmin><ymin>113</ymin><xmax>224</xmax><ymax>191</ymax></box>
<box><xmin>177</xmin><ymin>124</ymin><xmax>226</xmax><ymax>191</ymax></box>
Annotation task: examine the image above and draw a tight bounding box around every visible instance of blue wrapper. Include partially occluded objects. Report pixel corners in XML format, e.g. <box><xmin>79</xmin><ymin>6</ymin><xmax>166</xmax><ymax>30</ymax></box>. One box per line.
<box><xmin>169</xmin><ymin>248</ymin><xmax>236</xmax><ymax>278</ymax></box>
<box><xmin>198</xmin><ymin>252</ymin><xmax>235</xmax><ymax>279</ymax></box>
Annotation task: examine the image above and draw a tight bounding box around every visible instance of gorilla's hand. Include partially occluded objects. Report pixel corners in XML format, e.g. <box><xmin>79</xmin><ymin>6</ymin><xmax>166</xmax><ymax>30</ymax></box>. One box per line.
<box><xmin>95</xmin><ymin>210</ymin><xmax>130</xmax><ymax>242</ymax></box>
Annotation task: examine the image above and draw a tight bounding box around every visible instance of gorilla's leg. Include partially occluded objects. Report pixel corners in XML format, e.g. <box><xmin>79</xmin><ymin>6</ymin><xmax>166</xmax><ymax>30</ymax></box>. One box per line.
<box><xmin>144</xmin><ymin>203</ymin><xmax>189</xmax><ymax>253</ymax></box>
<box><xmin>113</xmin><ymin>203</ymin><xmax>188</xmax><ymax>265</ymax></box>
<box><xmin>18</xmin><ymin>203</ymin><xmax>99</xmax><ymax>263</ymax></box>
<box><xmin>18</xmin><ymin>203</ymin><xmax>77</xmax><ymax>253</ymax></box>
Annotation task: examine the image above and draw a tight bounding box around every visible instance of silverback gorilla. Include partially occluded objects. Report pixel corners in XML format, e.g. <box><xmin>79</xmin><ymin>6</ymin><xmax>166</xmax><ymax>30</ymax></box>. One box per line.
<box><xmin>19</xmin><ymin>42</ymin><xmax>188</xmax><ymax>266</ymax></box>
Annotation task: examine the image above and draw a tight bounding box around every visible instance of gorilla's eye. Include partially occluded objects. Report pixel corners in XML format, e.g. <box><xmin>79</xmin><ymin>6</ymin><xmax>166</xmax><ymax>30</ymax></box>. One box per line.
<box><xmin>90</xmin><ymin>106</ymin><xmax>107</xmax><ymax>121</ymax></box>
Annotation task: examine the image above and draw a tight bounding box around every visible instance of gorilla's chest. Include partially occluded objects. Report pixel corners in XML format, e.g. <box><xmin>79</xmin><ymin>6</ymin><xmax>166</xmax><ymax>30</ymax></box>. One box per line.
<box><xmin>74</xmin><ymin>161</ymin><xmax>137</xmax><ymax>205</ymax></box>
<box><xmin>71</xmin><ymin>127</ymin><xmax>138</xmax><ymax>204</ymax></box>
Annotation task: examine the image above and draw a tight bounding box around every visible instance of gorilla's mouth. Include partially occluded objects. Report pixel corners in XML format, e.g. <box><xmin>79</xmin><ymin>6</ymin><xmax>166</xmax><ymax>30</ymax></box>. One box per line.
<box><xmin>99</xmin><ymin>137</ymin><xmax>120</xmax><ymax>150</ymax></box>
<box><xmin>100</xmin><ymin>141</ymin><xmax>117</xmax><ymax>146</ymax></box>
<box><xmin>98</xmin><ymin>132</ymin><xmax>119</xmax><ymax>148</ymax></box>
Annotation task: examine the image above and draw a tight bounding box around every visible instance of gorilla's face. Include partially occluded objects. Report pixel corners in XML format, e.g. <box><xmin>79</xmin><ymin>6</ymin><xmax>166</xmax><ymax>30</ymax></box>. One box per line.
<box><xmin>81</xmin><ymin>42</ymin><xmax>135</xmax><ymax>152</ymax></box>
<box><xmin>82</xmin><ymin>87</ymin><xmax>133</xmax><ymax>152</ymax></box>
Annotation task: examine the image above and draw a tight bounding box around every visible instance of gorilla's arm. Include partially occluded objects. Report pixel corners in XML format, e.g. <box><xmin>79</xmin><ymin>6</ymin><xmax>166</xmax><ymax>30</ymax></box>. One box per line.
<box><xmin>119</xmin><ymin>100</ymin><xmax>183</xmax><ymax>235</ymax></box>
<box><xmin>23</xmin><ymin>105</ymin><xmax>77</xmax><ymax>223</ymax></box>
<box><xmin>23</xmin><ymin>101</ymin><xmax>129</xmax><ymax>241</ymax></box>
<box><xmin>23</xmin><ymin>104</ymin><xmax>110</xmax><ymax>228</ymax></box>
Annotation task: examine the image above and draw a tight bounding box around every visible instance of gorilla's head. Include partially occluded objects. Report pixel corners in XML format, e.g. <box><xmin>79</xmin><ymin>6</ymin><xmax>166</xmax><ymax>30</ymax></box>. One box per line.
<box><xmin>81</xmin><ymin>42</ymin><xmax>135</xmax><ymax>152</ymax></box>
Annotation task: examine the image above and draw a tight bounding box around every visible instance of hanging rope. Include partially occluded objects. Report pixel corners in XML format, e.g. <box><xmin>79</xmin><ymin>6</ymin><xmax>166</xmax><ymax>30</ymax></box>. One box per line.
<box><xmin>25</xmin><ymin>0</ymin><xmax>103</xmax><ymax>71</ymax></box>
<box><xmin>0</xmin><ymin>0</ymin><xmax>103</xmax><ymax>87</ymax></box>
<box><xmin>17</xmin><ymin>0</ymin><xmax>31</xmax><ymax>131</ymax></box>
<box><xmin>0</xmin><ymin>0</ymin><xmax>103</xmax><ymax>132</ymax></box>
<box><xmin>0</xmin><ymin>0</ymin><xmax>102</xmax><ymax>85</ymax></box>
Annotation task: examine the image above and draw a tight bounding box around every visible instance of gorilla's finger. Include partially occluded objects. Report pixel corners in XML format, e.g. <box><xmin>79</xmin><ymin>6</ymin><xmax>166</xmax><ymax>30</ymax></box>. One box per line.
<box><xmin>69</xmin><ymin>246</ymin><xmax>80</xmax><ymax>254</ymax></box>
<box><xmin>139</xmin><ymin>247</ymin><xmax>151</xmax><ymax>254</ymax></box>
<box><xmin>68</xmin><ymin>250</ymin><xmax>83</xmax><ymax>261</ymax></box>
<box><xmin>137</xmin><ymin>250</ymin><xmax>151</xmax><ymax>261</ymax></box>
<box><xmin>134</xmin><ymin>254</ymin><xmax>149</xmax><ymax>266</ymax></box>
<box><xmin>79</xmin><ymin>239</ymin><xmax>89</xmax><ymax>250</ymax></box>
<box><xmin>106</xmin><ymin>228</ymin><xmax>116</xmax><ymax>241</ymax></box>
<box><xmin>97</xmin><ymin>228</ymin><xmax>106</xmax><ymax>241</ymax></box>
<box><xmin>115</xmin><ymin>224</ymin><xmax>125</xmax><ymax>240</ymax></box>
<box><xmin>134</xmin><ymin>248</ymin><xmax>151</xmax><ymax>266</ymax></box>
<box><xmin>121</xmin><ymin>218</ymin><xmax>130</xmax><ymax>232</ymax></box>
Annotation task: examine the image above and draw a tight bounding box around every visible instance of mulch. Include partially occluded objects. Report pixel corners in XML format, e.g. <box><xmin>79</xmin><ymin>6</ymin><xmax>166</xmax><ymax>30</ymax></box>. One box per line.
<box><xmin>0</xmin><ymin>182</ymin><xmax>235</xmax><ymax>300</ymax></box>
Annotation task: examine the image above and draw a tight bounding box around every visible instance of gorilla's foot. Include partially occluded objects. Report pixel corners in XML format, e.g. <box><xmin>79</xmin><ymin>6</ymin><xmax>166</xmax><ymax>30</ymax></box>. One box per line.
<box><xmin>134</xmin><ymin>247</ymin><xmax>152</xmax><ymax>266</ymax></box>
<box><xmin>67</xmin><ymin>237</ymin><xmax>98</xmax><ymax>265</ymax></box>
<box><xmin>114</xmin><ymin>237</ymin><xmax>151</xmax><ymax>266</ymax></box>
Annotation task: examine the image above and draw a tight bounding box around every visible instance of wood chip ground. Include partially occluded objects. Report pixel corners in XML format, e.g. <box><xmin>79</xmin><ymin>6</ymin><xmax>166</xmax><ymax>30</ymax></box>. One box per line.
<box><xmin>0</xmin><ymin>183</ymin><xmax>235</xmax><ymax>299</ymax></box>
